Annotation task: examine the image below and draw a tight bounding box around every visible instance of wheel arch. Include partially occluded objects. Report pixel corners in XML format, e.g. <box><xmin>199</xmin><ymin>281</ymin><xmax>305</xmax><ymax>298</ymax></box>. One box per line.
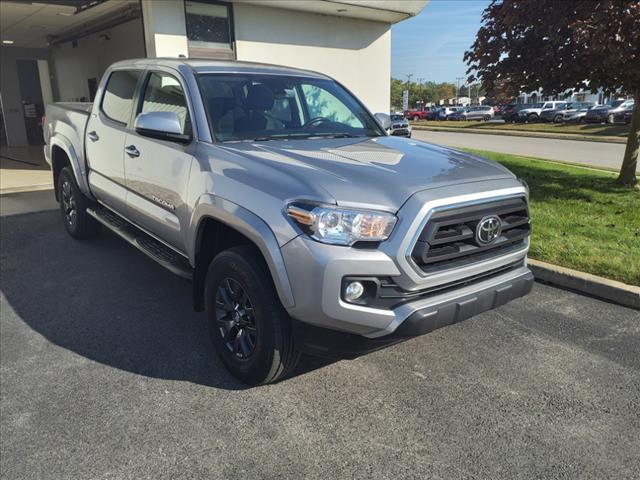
<box><xmin>49</xmin><ymin>135</ymin><xmax>92</xmax><ymax>200</ymax></box>
<box><xmin>189</xmin><ymin>195</ymin><xmax>296</xmax><ymax>312</ymax></box>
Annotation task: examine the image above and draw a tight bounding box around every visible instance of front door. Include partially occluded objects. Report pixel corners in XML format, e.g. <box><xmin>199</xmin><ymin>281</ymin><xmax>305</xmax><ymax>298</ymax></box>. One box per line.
<box><xmin>123</xmin><ymin>70</ymin><xmax>194</xmax><ymax>252</ymax></box>
<box><xmin>86</xmin><ymin>69</ymin><xmax>142</xmax><ymax>213</ymax></box>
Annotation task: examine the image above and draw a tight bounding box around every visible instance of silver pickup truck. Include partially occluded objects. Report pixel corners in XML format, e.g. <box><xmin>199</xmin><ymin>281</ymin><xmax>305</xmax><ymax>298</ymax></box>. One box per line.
<box><xmin>44</xmin><ymin>58</ymin><xmax>533</xmax><ymax>385</ymax></box>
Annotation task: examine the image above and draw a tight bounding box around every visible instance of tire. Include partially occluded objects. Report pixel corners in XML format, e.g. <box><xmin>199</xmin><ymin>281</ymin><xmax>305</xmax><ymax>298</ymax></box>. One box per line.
<box><xmin>57</xmin><ymin>166</ymin><xmax>101</xmax><ymax>240</ymax></box>
<box><xmin>554</xmin><ymin>115</ymin><xmax>563</xmax><ymax>123</ymax></box>
<box><xmin>483</xmin><ymin>115</ymin><xmax>491</xmax><ymax>121</ymax></box>
<box><xmin>413</xmin><ymin>115</ymin><xmax>420</xmax><ymax>121</ymax></box>
<box><xmin>527</xmin><ymin>113</ymin><xmax>538</xmax><ymax>123</ymax></box>
<box><xmin>607</xmin><ymin>114</ymin><xmax>615</xmax><ymax>124</ymax></box>
<box><xmin>204</xmin><ymin>246</ymin><xmax>300</xmax><ymax>385</ymax></box>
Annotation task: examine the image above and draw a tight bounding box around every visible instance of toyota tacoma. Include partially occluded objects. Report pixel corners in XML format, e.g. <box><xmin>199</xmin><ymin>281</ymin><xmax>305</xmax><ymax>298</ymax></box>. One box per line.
<box><xmin>44</xmin><ymin>59</ymin><xmax>533</xmax><ymax>385</ymax></box>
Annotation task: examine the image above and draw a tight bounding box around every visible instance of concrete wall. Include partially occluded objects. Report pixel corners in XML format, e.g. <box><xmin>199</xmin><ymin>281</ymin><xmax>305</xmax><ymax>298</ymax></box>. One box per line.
<box><xmin>233</xmin><ymin>3</ymin><xmax>391</xmax><ymax>114</ymax></box>
<box><xmin>51</xmin><ymin>18</ymin><xmax>145</xmax><ymax>102</ymax></box>
<box><xmin>0</xmin><ymin>47</ymin><xmax>53</xmax><ymax>146</ymax></box>
<box><xmin>141</xmin><ymin>0</ymin><xmax>188</xmax><ymax>58</ymax></box>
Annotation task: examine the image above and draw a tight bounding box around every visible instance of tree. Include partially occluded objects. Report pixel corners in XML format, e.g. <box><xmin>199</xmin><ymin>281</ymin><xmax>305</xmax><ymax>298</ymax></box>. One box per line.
<box><xmin>464</xmin><ymin>0</ymin><xmax>640</xmax><ymax>187</ymax></box>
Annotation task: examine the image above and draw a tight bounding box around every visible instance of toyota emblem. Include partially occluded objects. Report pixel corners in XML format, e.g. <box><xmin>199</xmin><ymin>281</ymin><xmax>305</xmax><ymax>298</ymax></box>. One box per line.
<box><xmin>476</xmin><ymin>215</ymin><xmax>502</xmax><ymax>245</ymax></box>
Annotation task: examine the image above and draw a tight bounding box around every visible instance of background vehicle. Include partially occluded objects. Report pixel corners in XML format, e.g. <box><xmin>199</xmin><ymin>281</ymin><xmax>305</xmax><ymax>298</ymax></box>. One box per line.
<box><xmin>555</xmin><ymin>102</ymin><xmax>597</xmax><ymax>123</ymax></box>
<box><xmin>43</xmin><ymin>59</ymin><xmax>532</xmax><ymax>385</ymax></box>
<box><xmin>438</xmin><ymin>106</ymin><xmax>465</xmax><ymax>120</ymax></box>
<box><xmin>586</xmin><ymin>99</ymin><xmax>635</xmax><ymax>124</ymax></box>
<box><xmin>405</xmin><ymin>109</ymin><xmax>427</xmax><ymax>121</ymax></box>
<box><xmin>613</xmin><ymin>104</ymin><xmax>634</xmax><ymax>125</ymax></box>
<box><xmin>448</xmin><ymin>105</ymin><xmax>494</xmax><ymax>121</ymax></box>
<box><xmin>389</xmin><ymin>113</ymin><xmax>412</xmax><ymax>137</ymax></box>
<box><xmin>518</xmin><ymin>101</ymin><xmax>566</xmax><ymax>123</ymax></box>
<box><xmin>501</xmin><ymin>104</ymin><xmax>529</xmax><ymax>123</ymax></box>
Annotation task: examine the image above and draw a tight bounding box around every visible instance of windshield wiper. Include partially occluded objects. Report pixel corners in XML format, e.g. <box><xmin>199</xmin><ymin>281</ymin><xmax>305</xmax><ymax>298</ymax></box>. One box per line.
<box><xmin>252</xmin><ymin>133</ymin><xmax>312</xmax><ymax>142</ymax></box>
<box><xmin>252</xmin><ymin>132</ymin><xmax>358</xmax><ymax>141</ymax></box>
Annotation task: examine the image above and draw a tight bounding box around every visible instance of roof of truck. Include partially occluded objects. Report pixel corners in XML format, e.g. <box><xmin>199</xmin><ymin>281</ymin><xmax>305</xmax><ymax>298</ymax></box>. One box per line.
<box><xmin>109</xmin><ymin>58</ymin><xmax>330</xmax><ymax>79</ymax></box>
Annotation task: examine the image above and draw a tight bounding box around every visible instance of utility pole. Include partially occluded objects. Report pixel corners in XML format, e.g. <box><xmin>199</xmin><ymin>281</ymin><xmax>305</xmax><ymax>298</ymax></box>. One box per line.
<box><xmin>455</xmin><ymin>76</ymin><xmax>464</xmax><ymax>105</ymax></box>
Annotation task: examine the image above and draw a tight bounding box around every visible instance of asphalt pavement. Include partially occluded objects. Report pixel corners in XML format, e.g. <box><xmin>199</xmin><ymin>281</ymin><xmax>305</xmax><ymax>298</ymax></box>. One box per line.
<box><xmin>411</xmin><ymin>130</ymin><xmax>634</xmax><ymax>172</ymax></box>
<box><xmin>1</xmin><ymin>209</ymin><xmax>639</xmax><ymax>479</ymax></box>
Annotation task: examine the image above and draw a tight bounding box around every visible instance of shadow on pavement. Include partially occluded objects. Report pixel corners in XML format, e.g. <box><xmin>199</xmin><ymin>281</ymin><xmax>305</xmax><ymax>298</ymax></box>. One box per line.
<box><xmin>0</xmin><ymin>210</ymin><xmax>333</xmax><ymax>390</ymax></box>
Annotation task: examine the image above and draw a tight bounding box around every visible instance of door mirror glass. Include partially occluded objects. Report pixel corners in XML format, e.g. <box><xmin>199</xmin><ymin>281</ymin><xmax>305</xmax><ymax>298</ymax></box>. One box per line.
<box><xmin>135</xmin><ymin>111</ymin><xmax>191</xmax><ymax>144</ymax></box>
<box><xmin>374</xmin><ymin>113</ymin><xmax>392</xmax><ymax>131</ymax></box>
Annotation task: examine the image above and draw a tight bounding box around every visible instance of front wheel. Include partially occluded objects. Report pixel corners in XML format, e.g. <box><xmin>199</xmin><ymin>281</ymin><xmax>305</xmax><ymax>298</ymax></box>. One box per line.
<box><xmin>413</xmin><ymin>115</ymin><xmax>420</xmax><ymax>121</ymax></box>
<box><xmin>554</xmin><ymin>115</ymin><xmax>563</xmax><ymax>123</ymax></box>
<box><xmin>607</xmin><ymin>114</ymin><xmax>615</xmax><ymax>124</ymax></box>
<box><xmin>57</xmin><ymin>166</ymin><xmax>101</xmax><ymax>240</ymax></box>
<box><xmin>527</xmin><ymin>113</ymin><xmax>538</xmax><ymax>123</ymax></box>
<box><xmin>204</xmin><ymin>246</ymin><xmax>300</xmax><ymax>385</ymax></box>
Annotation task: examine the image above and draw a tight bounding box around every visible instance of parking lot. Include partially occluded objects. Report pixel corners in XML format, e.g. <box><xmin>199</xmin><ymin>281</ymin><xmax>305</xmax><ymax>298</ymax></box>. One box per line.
<box><xmin>1</xmin><ymin>208</ymin><xmax>639</xmax><ymax>479</ymax></box>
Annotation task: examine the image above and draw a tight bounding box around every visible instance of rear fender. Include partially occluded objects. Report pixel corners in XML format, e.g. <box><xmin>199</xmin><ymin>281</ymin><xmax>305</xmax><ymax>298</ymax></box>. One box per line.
<box><xmin>49</xmin><ymin>134</ymin><xmax>93</xmax><ymax>199</ymax></box>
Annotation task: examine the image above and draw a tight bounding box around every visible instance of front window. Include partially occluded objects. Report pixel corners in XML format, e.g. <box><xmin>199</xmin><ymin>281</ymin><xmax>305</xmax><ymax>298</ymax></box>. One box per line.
<box><xmin>390</xmin><ymin>114</ymin><xmax>404</xmax><ymax>121</ymax></box>
<box><xmin>197</xmin><ymin>74</ymin><xmax>384</xmax><ymax>142</ymax></box>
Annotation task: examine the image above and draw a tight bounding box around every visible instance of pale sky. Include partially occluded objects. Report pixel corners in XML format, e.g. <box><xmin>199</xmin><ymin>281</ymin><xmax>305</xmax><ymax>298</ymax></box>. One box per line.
<box><xmin>391</xmin><ymin>0</ymin><xmax>490</xmax><ymax>83</ymax></box>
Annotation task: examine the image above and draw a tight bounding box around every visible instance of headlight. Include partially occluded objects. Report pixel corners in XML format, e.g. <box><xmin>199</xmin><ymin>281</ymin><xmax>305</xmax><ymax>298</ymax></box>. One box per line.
<box><xmin>286</xmin><ymin>203</ymin><xmax>397</xmax><ymax>246</ymax></box>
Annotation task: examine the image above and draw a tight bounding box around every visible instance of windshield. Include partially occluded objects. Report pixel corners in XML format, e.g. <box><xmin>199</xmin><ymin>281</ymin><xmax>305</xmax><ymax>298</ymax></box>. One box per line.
<box><xmin>197</xmin><ymin>74</ymin><xmax>384</xmax><ymax>142</ymax></box>
<box><xmin>390</xmin><ymin>114</ymin><xmax>405</xmax><ymax>121</ymax></box>
<box><xmin>608</xmin><ymin>99</ymin><xmax>625</xmax><ymax>108</ymax></box>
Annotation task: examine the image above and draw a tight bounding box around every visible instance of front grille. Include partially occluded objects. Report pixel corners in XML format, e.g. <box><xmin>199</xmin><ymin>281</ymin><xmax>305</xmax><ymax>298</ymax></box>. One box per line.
<box><xmin>412</xmin><ymin>197</ymin><xmax>530</xmax><ymax>273</ymax></box>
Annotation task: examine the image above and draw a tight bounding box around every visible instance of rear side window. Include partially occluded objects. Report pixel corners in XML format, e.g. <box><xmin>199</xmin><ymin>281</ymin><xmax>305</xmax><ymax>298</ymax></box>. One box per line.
<box><xmin>141</xmin><ymin>72</ymin><xmax>192</xmax><ymax>135</ymax></box>
<box><xmin>101</xmin><ymin>70</ymin><xmax>141</xmax><ymax>124</ymax></box>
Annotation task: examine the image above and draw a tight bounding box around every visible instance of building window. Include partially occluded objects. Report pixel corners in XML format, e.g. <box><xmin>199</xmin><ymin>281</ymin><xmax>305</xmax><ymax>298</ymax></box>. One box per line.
<box><xmin>185</xmin><ymin>1</ymin><xmax>234</xmax><ymax>60</ymax></box>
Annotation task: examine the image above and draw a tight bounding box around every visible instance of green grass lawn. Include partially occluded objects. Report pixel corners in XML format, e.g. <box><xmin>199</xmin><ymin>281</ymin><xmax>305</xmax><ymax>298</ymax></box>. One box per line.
<box><xmin>417</xmin><ymin>120</ymin><xmax>629</xmax><ymax>138</ymax></box>
<box><xmin>464</xmin><ymin>149</ymin><xmax>640</xmax><ymax>285</ymax></box>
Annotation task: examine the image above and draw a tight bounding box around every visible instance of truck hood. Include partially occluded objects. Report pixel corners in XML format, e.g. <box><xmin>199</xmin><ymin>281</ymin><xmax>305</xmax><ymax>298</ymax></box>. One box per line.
<box><xmin>218</xmin><ymin>136</ymin><xmax>514</xmax><ymax>212</ymax></box>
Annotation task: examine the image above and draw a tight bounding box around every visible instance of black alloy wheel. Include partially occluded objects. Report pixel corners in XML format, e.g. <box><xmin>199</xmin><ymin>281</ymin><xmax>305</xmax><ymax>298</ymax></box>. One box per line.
<box><xmin>215</xmin><ymin>278</ymin><xmax>258</xmax><ymax>359</ymax></box>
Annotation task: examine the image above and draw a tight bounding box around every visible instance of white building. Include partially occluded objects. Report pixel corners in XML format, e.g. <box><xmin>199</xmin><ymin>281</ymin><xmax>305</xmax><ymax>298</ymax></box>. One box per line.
<box><xmin>0</xmin><ymin>0</ymin><xmax>428</xmax><ymax>150</ymax></box>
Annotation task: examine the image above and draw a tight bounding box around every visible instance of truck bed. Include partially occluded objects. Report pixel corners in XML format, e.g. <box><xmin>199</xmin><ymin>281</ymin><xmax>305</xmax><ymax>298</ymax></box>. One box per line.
<box><xmin>43</xmin><ymin>102</ymin><xmax>92</xmax><ymax>170</ymax></box>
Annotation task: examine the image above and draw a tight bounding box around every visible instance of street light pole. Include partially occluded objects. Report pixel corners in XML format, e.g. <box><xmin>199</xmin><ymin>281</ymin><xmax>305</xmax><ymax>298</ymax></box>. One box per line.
<box><xmin>455</xmin><ymin>76</ymin><xmax>464</xmax><ymax>106</ymax></box>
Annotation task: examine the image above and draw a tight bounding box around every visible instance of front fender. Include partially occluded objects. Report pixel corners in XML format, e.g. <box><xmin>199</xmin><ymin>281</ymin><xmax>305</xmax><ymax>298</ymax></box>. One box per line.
<box><xmin>188</xmin><ymin>194</ymin><xmax>296</xmax><ymax>309</ymax></box>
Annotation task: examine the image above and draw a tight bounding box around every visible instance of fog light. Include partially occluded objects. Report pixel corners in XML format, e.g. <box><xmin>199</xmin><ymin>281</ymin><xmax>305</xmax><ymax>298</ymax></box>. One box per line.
<box><xmin>344</xmin><ymin>281</ymin><xmax>365</xmax><ymax>301</ymax></box>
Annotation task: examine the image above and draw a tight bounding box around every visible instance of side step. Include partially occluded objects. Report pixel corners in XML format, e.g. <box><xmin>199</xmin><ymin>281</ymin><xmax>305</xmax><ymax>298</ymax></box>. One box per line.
<box><xmin>87</xmin><ymin>205</ymin><xmax>193</xmax><ymax>280</ymax></box>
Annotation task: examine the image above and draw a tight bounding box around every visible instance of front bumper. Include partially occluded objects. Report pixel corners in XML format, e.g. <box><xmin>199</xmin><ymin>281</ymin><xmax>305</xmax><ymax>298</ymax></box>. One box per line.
<box><xmin>291</xmin><ymin>265</ymin><xmax>534</xmax><ymax>358</ymax></box>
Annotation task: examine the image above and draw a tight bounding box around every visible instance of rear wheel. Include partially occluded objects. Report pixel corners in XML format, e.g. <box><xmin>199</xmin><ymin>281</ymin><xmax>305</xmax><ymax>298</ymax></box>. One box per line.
<box><xmin>413</xmin><ymin>115</ymin><xmax>420</xmax><ymax>121</ymax></box>
<box><xmin>527</xmin><ymin>113</ymin><xmax>538</xmax><ymax>123</ymax></box>
<box><xmin>57</xmin><ymin>166</ymin><xmax>101</xmax><ymax>240</ymax></box>
<box><xmin>204</xmin><ymin>246</ymin><xmax>300</xmax><ymax>385</ymax></box>
<box><xmin>554</xmin><ymin>114</ymin><xmax>563</xmax><ymax>123</ymax></box>
<box><xmin>483</xmin><ymin>115</ymin><xmax>491</xmax><ymax>121</ymax></box>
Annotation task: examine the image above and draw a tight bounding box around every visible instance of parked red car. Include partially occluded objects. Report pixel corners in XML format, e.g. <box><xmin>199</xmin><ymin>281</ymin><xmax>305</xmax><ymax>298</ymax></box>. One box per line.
<box><xmin>404</xmin><ymin>109</ymin><xmax>428</xmax><ymax>121</ymax></box>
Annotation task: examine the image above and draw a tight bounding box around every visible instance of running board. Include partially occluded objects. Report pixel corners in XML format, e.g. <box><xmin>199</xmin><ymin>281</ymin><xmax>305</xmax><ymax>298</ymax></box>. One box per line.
<box><xmin>87</xmin><ymin>205</ymin><xmax>193</xmax><ymax>280</ymax></box>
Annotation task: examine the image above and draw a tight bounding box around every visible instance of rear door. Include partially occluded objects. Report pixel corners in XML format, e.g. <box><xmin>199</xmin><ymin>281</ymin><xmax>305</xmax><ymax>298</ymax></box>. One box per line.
<box><xmin>86</xmin><ymin>69</ymin><xmax>142</xmax><ymax>213</ymax></box>
<box><xmin>123</xmin><ymin>69</ymin><xmax>195</xmax><ymax>251</ymax></box>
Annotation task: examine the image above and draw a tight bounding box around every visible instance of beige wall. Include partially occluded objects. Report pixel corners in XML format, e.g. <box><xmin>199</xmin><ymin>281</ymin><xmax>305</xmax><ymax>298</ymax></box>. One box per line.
<box><xmin>233</xmin><ymin>3</ymin><xmax>391</xmax><ymax>114</ymax></box>
<box><xmin>51</xmin><ymin>19</ymin><xmax>145</xmax><ymax>102</ymax></box>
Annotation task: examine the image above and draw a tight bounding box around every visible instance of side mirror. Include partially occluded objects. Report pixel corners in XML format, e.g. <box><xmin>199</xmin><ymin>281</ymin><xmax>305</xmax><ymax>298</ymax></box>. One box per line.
<box><xmin>135</xmin><ymin>111</ymin><xmax>191</xmax><ymax>144</ymax></box>
<box><xmin>374</xmin><ymin>112</ymin><xmax>392</xmax><ymax>131</ymax></box>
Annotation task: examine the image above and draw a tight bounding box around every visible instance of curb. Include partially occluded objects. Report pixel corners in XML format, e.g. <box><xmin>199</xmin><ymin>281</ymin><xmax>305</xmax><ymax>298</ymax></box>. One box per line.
<box><xmin>412</xmin><ymin>125</ymin><xmax>627</xmax><ymax>144</ymax></box>
<box><xmin>528</xmin><ymin>259</ymin><xmax>640</xmax><ymax>310</ymax></box>
<box><xmin>0</xmin><ymin>184</ymin><xmax>54</xmax><ymax>195</ymax></box>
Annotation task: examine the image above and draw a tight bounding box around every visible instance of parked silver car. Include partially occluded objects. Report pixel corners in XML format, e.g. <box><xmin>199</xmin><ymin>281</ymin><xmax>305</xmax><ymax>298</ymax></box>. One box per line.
<box><xmin>43</xmin><ymin>58</ymin><xmax>532</xmax><ymax>385</ymax></box>
<box><xmin>388</xmin><ymin>113</ymin><xmax>412</xmax><ymax>137</ymax></box>
<box><xmin>554</xmin><ymin>102</ymin><xmax>597</xmax><ymax>123</ymax></box>
<box><xmin>448</xmin><ymin>105</ymin><xmax>495</xmax><ymax>121</ymax></box>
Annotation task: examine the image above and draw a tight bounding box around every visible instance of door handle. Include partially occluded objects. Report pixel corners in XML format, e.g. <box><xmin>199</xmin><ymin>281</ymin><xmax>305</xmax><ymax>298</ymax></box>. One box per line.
<box><xmin>125</xmin><ymin>145</ymin><xmax>140</xmax><ymax>158</ymax></box>
<box><xmin>87</xmin><ymin>131</ymin><xmax>99</xmax><ymax>142</ymax></box>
